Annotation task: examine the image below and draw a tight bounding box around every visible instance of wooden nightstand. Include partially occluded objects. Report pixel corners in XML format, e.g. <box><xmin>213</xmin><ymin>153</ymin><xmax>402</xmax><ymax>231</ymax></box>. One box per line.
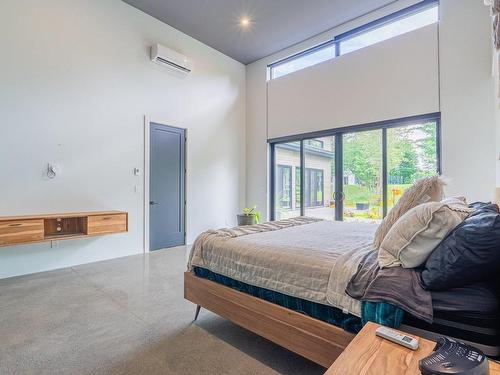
<box><xmin>325</xmin><ymin>322</ymin><xmax>500</xmax><ymax>375</ymax></box>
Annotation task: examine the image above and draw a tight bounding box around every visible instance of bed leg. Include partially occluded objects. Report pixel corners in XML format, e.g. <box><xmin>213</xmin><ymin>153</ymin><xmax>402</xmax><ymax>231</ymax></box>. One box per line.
<box><xmin>194</xmin><ymin>305</ymin><xmax>202</xmax><ymax>321</ymax></box>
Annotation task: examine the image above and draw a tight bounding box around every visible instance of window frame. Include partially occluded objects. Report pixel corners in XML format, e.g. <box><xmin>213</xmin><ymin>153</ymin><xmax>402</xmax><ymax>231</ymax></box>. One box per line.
<box><xmin>305</xmin><ymin>168</ymin><xmax>324</xmax><ymax>208</ymax></box>
<box><xmin>268</xmin><ymin>0</ymin><xmax>438</xmax><ymax>80</ymax></box>
<box><xmin>295</xmin><ymin>167</ymin><xmax>325</xmax><ymax>208</ymax></box>
<box><xmin>269</xmin><ymin>112</ymin><xmax>441</xmax><ymax>221</ymax></box>
<box><xmin>276</xmin><ymin>164</ymin><xmax>293</xmax><ymax>209</ymax></box>
<box><xmin>295</xmin><ymin>166</ymin><xmax>301</xmax><ymax>208</ymax></box>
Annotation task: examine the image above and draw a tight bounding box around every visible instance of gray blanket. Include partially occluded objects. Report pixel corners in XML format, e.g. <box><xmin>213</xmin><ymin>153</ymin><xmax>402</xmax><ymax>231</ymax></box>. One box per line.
<box><xmin>346</xmin><ymin>251</ymin><xmax>433</xmax><ymax>323</ymax></box>
<box><xmin>188</xmin><ymin>218</ymin><xmax>378</xmax><ymax>317</ymax></box>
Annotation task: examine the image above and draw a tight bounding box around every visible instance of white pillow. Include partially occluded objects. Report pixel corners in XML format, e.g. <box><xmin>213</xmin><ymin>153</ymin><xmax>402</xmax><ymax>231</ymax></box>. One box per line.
<box><xmin>378</xmin><ymin>197</ymin><xmax>473</xmax><ymax>269</ymax></box>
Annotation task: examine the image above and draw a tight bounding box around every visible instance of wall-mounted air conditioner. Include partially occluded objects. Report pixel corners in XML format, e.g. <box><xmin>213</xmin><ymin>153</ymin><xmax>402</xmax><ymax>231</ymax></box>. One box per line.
<box><xmin>150</xmin><ymin>44</ymin><xmax>192</xmax><ymax>74</ymax></box>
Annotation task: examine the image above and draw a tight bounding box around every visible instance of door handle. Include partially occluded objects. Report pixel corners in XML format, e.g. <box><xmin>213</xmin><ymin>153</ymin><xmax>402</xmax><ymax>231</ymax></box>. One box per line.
<box><xmin>150</xmin><ymin>201</ymin><xmax>160</xmax><ymax>205</ymax></box>
<box><xmin>333</xmin><ymin>192</ymin><xmax>346</xmax><ymax>201</ymax></box>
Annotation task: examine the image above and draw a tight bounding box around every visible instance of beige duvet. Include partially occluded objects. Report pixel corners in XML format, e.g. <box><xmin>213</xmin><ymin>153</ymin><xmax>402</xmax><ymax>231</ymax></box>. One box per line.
<box><xmin>188</xmin><ymin>217</ymin><xmax>377</xmax><ymax>317</ymax></box>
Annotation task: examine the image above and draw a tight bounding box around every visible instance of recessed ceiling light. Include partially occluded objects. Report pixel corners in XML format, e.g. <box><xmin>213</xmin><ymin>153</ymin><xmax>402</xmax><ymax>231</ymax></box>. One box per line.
<box><xmin>240</xmin><ymin>16</ymin><xmax>251</xmax><ymax>27</ymax></box>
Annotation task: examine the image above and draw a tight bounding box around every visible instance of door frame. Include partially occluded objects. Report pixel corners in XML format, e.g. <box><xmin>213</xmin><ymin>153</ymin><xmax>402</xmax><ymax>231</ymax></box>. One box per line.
<box><xmin>143</xmin><ymin>116</ymin><xmax>187</xmax><ymax>252</ymax></box>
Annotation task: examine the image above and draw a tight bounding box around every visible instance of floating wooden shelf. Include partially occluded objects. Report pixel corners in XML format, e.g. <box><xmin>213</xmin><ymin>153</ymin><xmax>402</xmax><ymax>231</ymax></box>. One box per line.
<box><xmin>0</xmin><ymin>211</ymin><xmax>128</xmax><ymax>247</ymax></box>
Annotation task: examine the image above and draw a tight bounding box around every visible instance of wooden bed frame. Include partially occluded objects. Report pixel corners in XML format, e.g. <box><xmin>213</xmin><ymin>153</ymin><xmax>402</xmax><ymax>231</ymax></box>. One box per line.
<box><xmin>184</xmin><ymin>271</ymin><xmax>354</xmax><ymax>368</ymax></box>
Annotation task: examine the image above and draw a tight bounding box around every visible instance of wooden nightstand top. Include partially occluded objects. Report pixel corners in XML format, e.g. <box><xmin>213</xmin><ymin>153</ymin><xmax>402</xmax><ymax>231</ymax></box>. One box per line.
<box><xmin>325</xmin><ymin>322</ymin><xmax>500</xmax><ymax>375</ymax></box>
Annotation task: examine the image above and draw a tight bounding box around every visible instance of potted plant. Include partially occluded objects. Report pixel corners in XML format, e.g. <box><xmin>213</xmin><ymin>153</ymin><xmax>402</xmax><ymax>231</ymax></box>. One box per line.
<box><xmin>237</xmin><ymin>206</ymin><xmax>261</xmax><ymax>226</ymax></box>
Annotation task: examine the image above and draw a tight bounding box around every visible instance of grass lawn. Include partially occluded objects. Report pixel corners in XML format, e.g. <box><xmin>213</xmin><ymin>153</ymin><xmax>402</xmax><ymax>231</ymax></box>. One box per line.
<box><xmin>343</xmin><ymin>184</ymin><xmax>412</xmax><ymax>217</ymax></box>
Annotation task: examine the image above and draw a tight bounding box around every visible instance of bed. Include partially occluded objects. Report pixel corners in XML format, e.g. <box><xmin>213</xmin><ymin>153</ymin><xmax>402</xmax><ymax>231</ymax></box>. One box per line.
<box><xmin>185</xmin><ymin>217</ymin><xmax>398</xmax><ymax>367</ymax></box>
<box><xmin>184</xmin><ymin>217</ymin><xmax>500</xmax><ymax>367</ymax></box>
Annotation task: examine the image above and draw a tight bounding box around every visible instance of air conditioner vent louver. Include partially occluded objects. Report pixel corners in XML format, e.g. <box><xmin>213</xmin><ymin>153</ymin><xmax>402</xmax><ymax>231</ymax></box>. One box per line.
<box><xmin>150</xmin><ymin>44</ymin><xmax>192</xmax><ymax>75</ymax></box>
<box><xmin>154</xmin><ymin>56</ymin><xmax>191</xmax><ymax>73</ymax></box>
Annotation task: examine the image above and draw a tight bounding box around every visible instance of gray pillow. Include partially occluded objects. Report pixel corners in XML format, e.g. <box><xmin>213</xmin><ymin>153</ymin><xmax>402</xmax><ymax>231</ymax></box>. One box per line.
<box><xmin>373</xmin><ymin>176</ymin><xmax>445</xmax><ymax>249</ymax></box>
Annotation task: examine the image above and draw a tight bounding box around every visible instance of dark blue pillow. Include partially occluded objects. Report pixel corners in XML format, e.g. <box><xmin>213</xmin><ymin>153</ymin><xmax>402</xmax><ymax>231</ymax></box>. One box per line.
<box><xmin>421</xmin><ymin>202</ymin><xmax>500</xmax><ymax>290</ymax></box>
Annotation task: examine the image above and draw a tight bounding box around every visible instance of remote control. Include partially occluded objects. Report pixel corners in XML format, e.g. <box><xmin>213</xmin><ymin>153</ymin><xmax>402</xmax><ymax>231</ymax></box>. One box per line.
<box><xmin>375</xmin><ymin>326</ymin><xmax>419</xmax><ymax>350</ymax></box>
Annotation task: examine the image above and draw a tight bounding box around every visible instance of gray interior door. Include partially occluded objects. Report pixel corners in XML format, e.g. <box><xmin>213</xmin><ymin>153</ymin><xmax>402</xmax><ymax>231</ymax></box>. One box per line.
<box><xmin>149</xmin><ymin>123</ymin><xmax>185</xmax><ymax>250</ymax></box>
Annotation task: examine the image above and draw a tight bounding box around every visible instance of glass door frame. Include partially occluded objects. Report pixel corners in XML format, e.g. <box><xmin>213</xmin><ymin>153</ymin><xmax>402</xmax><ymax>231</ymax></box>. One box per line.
<box><xmin>269</xmin><ymin>112</ymin><xmax>441</xmax><ymax>221</ymax></box>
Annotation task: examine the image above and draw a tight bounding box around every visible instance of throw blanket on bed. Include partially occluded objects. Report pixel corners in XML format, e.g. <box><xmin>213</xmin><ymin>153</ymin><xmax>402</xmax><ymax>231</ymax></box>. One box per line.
<box><xmin>188</xmin><ymin>218</ymin><xmax>378</xmax><ymax>317</ymax></box>
<box><xmin>346</xmin><ymin>251</ymin><xmax>433</xmax><ymax>323</ymax></box>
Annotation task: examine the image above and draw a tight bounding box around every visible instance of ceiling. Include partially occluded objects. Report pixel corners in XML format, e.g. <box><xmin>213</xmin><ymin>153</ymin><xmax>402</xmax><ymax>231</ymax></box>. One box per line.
<box><xmin>123</xmin><ymin>0</ymin><xmax>397</xmax><ymax>64</ymax></box>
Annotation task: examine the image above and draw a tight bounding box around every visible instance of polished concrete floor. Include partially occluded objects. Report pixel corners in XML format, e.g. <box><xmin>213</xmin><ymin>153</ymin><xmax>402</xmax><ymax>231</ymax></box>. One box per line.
<box><xmin>0</xmin><ymin>246</ymin><xmax>324</xmax><ymax>375</ymax></box>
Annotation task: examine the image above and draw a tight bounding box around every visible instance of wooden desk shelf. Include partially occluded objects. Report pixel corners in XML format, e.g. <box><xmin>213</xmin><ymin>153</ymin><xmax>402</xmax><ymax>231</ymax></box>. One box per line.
<box><xmin>0</xmin><ymin>211</ymin><xmax>128</xmax><ymax>247</ymax></box>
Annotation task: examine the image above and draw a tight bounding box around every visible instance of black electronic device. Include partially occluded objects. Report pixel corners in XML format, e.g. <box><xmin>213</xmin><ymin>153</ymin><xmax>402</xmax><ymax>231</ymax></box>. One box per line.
<box><xmin>419</xmin><ymin>337</ymin><xmax>489</xmax><ymax>375</ymax></box>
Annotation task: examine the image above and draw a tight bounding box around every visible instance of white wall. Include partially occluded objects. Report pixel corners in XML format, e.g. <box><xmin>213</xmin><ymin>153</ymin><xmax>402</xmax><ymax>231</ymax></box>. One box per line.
<box><xmin>246</xmin><ymin>0</ymin><xmax>498</xmax><ymax>218</ymax></box>
<box><xmin>439</xmin><ymin>0</ymin><xmax>497</xmax><ymax>200</ymax></box>
<box><xmin>0</xmin><ymin>0</ymin><xmax>245</xmax><ymax>278</ymax></box>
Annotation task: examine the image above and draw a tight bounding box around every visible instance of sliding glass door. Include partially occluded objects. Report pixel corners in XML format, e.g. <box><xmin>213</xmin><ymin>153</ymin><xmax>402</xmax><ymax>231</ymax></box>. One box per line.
<box><xmin>270</xmin><ymin>114</ymin><xmax>440</xmax><ymax>222</ymax></box>
<box><xmin>343</xmin><ymin>130</ymin><xmax>383</xmax><ymax>222</ymax></box>
<box><xmin>386</xmin><ymin>123</ymin><xmax>438</xmax><ymax>210</ymax></box>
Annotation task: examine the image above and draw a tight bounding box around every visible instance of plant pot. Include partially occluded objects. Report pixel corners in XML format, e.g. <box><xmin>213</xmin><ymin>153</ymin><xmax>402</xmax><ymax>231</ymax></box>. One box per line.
<box><xmin>356</xmin><ymin>203</ymin><xmax>370</xmax><ymax>210</ymax></box>
<box><xmin>237</xmin><ymin>214</ymin><xmax>256</xmax><ymax>226</ymax></box>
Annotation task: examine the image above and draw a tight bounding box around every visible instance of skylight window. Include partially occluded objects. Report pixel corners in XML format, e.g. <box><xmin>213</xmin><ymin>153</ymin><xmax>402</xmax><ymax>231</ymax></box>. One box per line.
<box><xmin>269</xmin><ymin>2</ymin><xmax>438</xmax><ymax>80</ymax></box>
